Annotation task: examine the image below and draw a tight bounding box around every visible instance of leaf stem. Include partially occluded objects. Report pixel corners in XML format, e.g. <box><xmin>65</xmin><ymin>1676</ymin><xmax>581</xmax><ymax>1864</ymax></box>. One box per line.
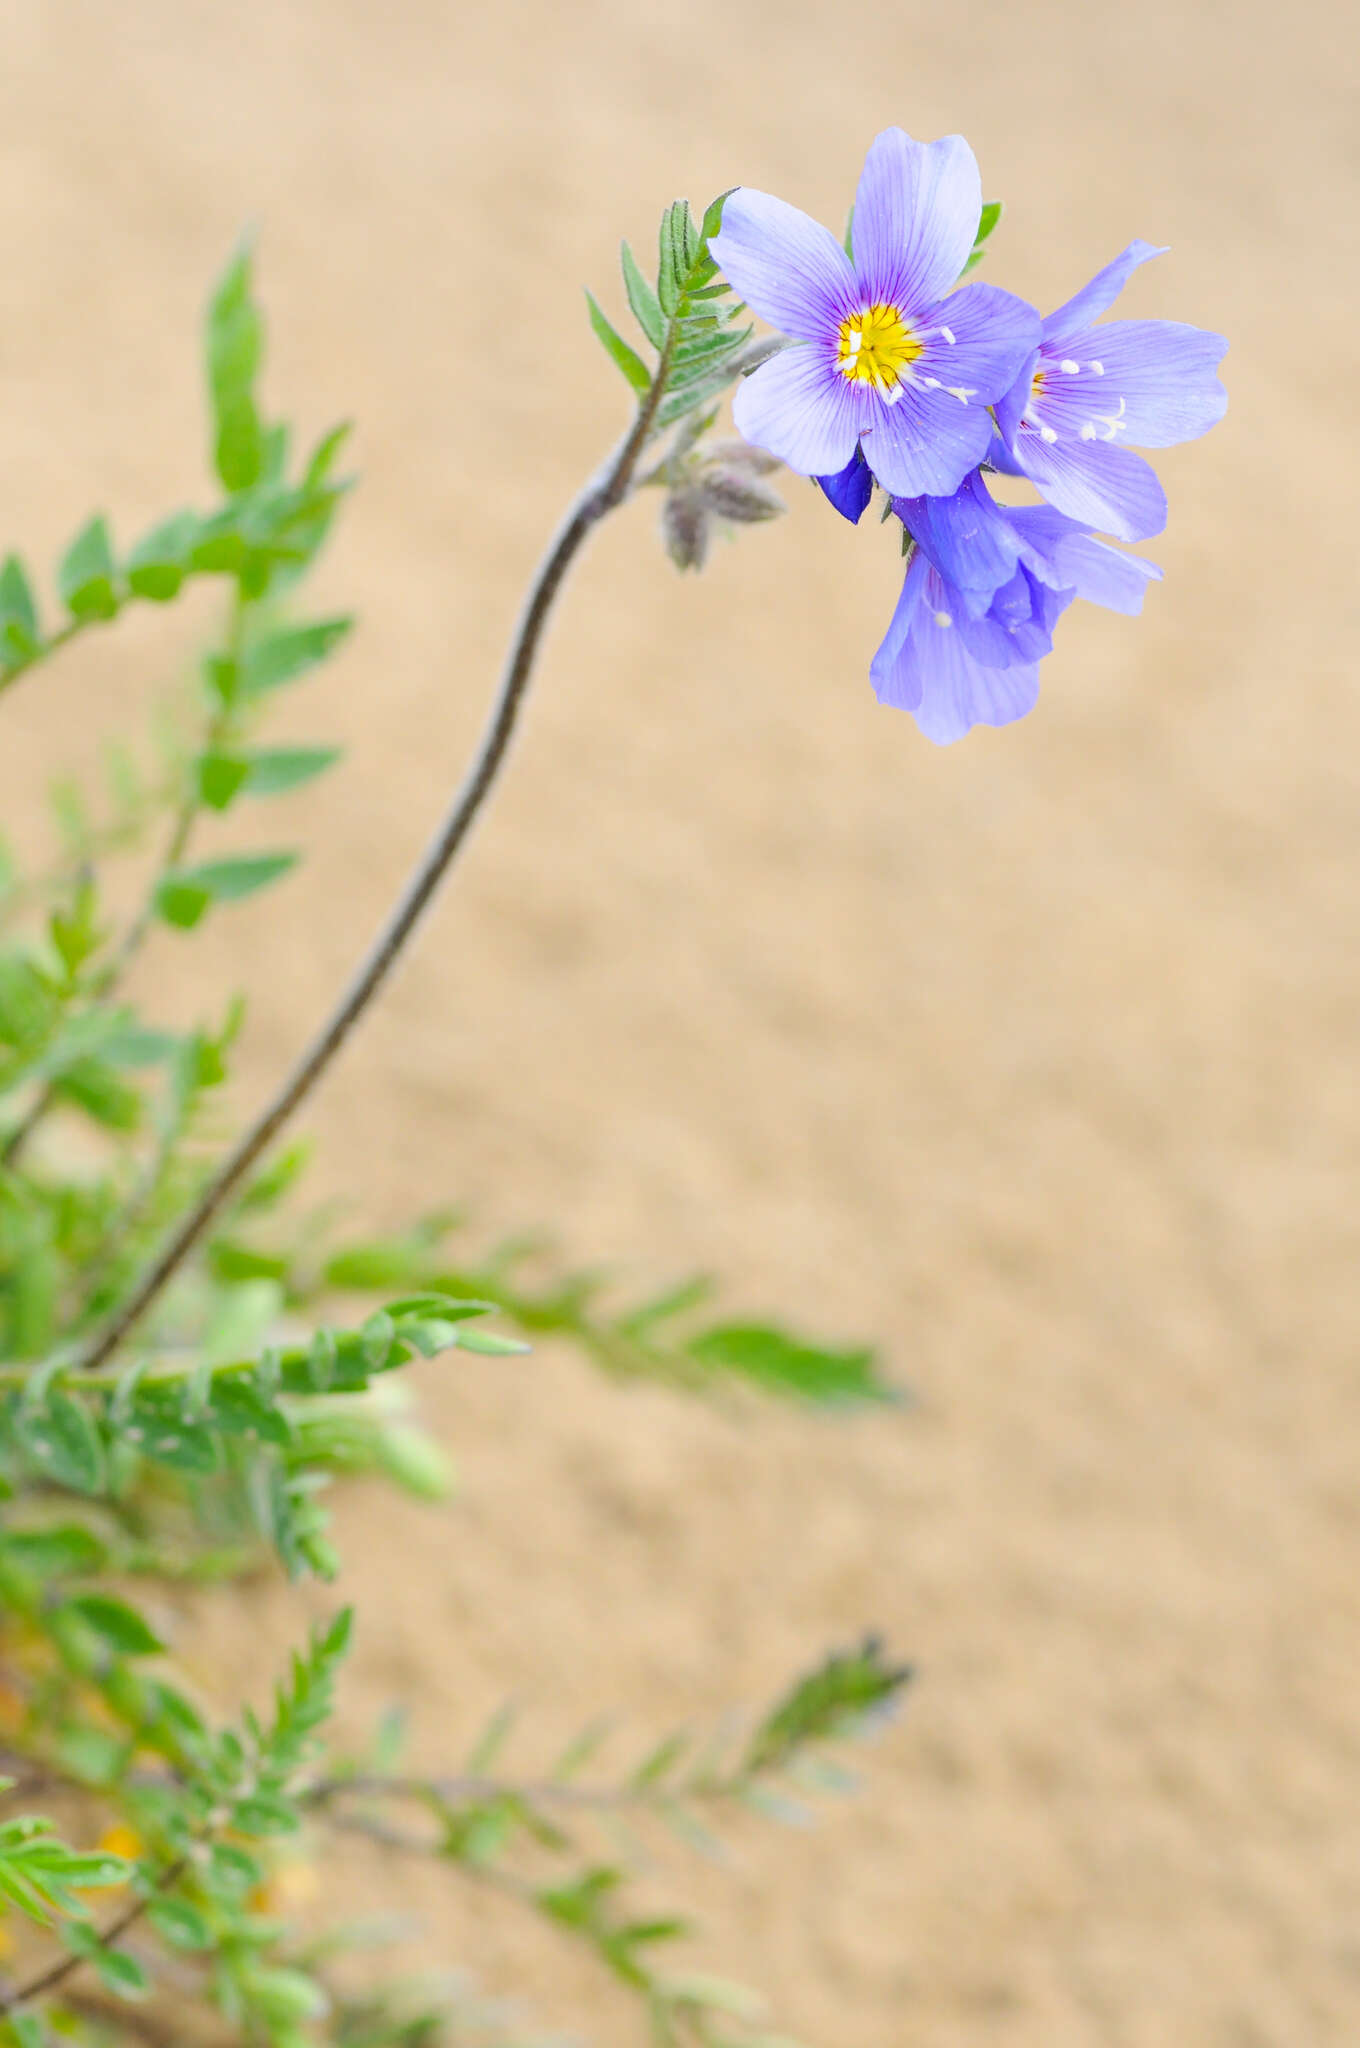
<box><xmin>0</xmin><ymin>1853</ymin><xmax>186</xmax><ymax>2020</ymax></box>
<box><xmin>75</xmin><ymin>368</ymin><xmax>674</xmax><ymax>1374</ymax></box>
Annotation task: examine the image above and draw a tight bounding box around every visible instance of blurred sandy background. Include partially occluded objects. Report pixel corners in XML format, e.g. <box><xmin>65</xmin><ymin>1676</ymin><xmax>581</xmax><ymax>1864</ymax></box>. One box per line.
<box><xmin>1</xmin><ymin>1</ymin><xmax>1357</xmax><ymax>2041</ymax></box>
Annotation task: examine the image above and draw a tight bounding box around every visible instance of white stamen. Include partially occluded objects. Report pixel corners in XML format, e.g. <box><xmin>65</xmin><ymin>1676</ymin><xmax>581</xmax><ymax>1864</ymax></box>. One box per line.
<box><xmin>1088</xmin><ymin>360</ymin><xmax>1104</xmax><ymax>375</ymax></box>
<box><xmin>845</xmin><ymin>331</ymin><xmax>862</xmax><ymax>356</ymax></box>
<box><xmin>1080</xmin><ymin>422</ymin><xmax>1097</xmax><ymax>440</ymax></box>
<box><xmin>1059</xmin><ymin>358</ymin><xmax>1080</xmax><ymax>374</ymax></box>
<box><xmin>939</xmin><ymin>325</ymin><xmax>956</xmax><ymax>345</ymax></box>
<box><xmin>933</xmin><ymin>610</ymin><xmax>953</xmax><ymax>628</ymax></box>
<box><xmin>920</xmin><ymin>375</ymin><xmax>941</xmax><ymax>389</ymax></box>
<box><xmin>945</xmin><ymin>385</ymin><xmax>976</xmax><ymax>405</ymax></box>
<box><xmin>1039</xmin><ymin>424</ymin><xmax>1058</xmax><ymax>443</ymax></box>
<box><xmin>882</xmin><ymin>382</ymin><xmax>904</xmax><ymax>406</ymax></box>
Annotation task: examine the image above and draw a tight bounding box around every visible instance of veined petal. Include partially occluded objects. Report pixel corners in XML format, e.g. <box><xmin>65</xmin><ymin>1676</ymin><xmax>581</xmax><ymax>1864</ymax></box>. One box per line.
<box><xmin>913</xmin><ymin>636</ymin><xmax>1042</xmax><ymax>745</ymax></box>
<box><xmin>895</xmin><ymin>470</ymin><xmax>1023</xmax><ymax>616</ymax></box>
<box><xmin>1041</xmin><ymin>530</ymin><xmax>1162</xmax><ymax>614</ymax></box>
<box><xmin>816</xmin><ymin>447</ymin><xmax>874</xmax><ymax>524</ymax></box>
<box><xmin>860</xmin><ymin>380</ymin><xmax>994</xmax><ymax>498</ymax></box>
<box><xmin>1054</xmin><ymin>319</ymin><xmax>1228</xmax><ymax>447</ymax></box>
<box><xmin>1043</xmin><ymin>240</ymin><xmax>1166</xmax><ymax>342</ymax></box>
<box><xmin>873</xmin><ymin>562</ymin><xmax>1043</xmax><ymax>741</ymax></box>
<box><xmin>1015</xmin><ymin>434</ymin><xmax>1168</xmax><ymax>542</ymax></box>
<box><xmin>731</xmin><ymin>344</ymin><xmax>864</xmax><ymax>477</ymax></box>
<box><xmin>917</xmin><ymin>283</ymin><xmax>1041</xmax><ymax>404</ymax></box>
<box><xmin>868</xmin><ymin>548</ymin><xmax>930</xmax><ymax>710</ymax></box>
<box><xmin>852</xmin><ymin>128</ymin><xmax>982</xmax><ymax>310</ymax></box>
<box><xmin>710</xmin><ymin>190</ymin><xmax>856</xmax><ymax>341</ymax></box>
<box><xmin>994</xmin><ymin>348</ymin><xmax>1039</xmax><ymax>451</ymax></box>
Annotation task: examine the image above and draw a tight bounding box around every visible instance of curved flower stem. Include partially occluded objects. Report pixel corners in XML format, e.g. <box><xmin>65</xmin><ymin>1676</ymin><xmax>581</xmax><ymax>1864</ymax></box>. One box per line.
<box><xmin>75</xmin><ymin>380</ymin><xmax>671</xmax><ymax>1375</ymax></box>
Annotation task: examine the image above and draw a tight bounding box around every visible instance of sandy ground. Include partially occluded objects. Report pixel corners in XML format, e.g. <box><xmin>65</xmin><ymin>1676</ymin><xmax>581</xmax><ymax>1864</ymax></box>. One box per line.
<box><xmin>1</xmin><ymin>1</ymin><xmax>1358</xmax><ymax>2042</ymax></box>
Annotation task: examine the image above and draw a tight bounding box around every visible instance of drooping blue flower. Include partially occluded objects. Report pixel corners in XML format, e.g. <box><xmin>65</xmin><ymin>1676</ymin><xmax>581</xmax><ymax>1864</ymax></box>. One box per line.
<box><xmin>710</xmin><ymin>130</ymin><xmax>1040</xmax><ymax>499</ymax></box>
<box><xmin>870</xmin><ymin>470</ymin><xmax>1161</xmax><ymax>744</ymax></box>
<box><xmin>992</xmin><ymin>242</ymin><xmax>1228</xmax><ymax>542</ymax></box>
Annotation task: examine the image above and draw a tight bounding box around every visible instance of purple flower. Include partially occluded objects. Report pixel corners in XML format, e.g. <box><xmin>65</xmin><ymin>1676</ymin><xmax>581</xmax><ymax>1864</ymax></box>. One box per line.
<box><xmin>993</xmin><ymin>242</ymin><xmax>1228</xmax><ymax>542</ymax></box>
<box><xmin>871</xmin><ymin>470</ymin><xmax>1160</xmax><ymax>744</ymax></box>
<box><xmin>710</xmin><ymin>130</ymin><xmax>1040</xmax><ymax>499</ymax></box>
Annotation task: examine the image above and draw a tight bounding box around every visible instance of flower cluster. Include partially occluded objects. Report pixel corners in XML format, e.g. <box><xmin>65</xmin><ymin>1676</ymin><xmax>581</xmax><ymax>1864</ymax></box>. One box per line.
<box><xmin>709</xmin><ymin>129</ymin><xmax>1227</xmax><ymax>743</ymax></box>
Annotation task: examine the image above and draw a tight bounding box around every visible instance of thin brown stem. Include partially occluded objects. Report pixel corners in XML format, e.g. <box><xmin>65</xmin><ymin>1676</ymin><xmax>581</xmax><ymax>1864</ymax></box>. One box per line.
<box><xmin>75</xmin><ymin>373</ymin><xmax>672</xmax><ymax>1375</ymax></box>
<box><xmin>0</xmin><ymin>1854</ymin><xmax>186</xmax><ymax>2019</ymax></box>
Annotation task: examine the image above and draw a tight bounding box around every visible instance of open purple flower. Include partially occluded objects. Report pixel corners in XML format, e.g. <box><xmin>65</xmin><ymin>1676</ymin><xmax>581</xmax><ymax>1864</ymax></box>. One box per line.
<box><xmin>993</xmin><ymin>241</ymin><xmax>1228</xmax><ymax>542</ymax></box>
<box><xmin>710</xmin><ymin>130</ymin><xmax>1039</xmax><ymax>499</ymax></box>
<box><xmin>871</xmin><ymin>470</ymin><xmax>1160</xmax><ymax>744</ymax></box>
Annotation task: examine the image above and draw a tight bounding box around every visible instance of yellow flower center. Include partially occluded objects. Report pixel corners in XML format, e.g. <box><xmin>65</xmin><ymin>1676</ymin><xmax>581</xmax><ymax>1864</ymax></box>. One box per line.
<box><xmin>836</xmin><ymin>304</ymin><xmax>922</xmax><ymax>391</ymax></box>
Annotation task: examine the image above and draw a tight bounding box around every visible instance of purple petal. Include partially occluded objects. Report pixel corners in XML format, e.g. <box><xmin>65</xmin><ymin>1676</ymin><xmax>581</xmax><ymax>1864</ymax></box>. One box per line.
<box><xmin>1042</xmin><ymin>530</ymin><xmax>1162</xmax><ymax>615</ymax></box>
<box><xmin>895</xmin><ymin>470</ymin><xmax>1022</xmax><ymax>616</ymax></box>
<box><xmin>913</xmin><ymin>636</ymin><xmax>1042</xmax><ymax>745</ymax></box>
<box><xmin>852</xmin><ymin>128</ymin><xmax>982</xmax><ymax>311</ymax></box>
<box><xmin>816</xmin><ymin>448</ymin><xmax>874</xmax><ymax>524</ymax></box>
<box><xmin>917</xmin><ymin>283</ymin><xmax>1041</xmax><ymax>404</ymax></box>
<box><xmin>868</xmin><ymin>549</ymin><xmax>930</xmax><ymax>711</ymax></box>
<box><xmin>710</xmin><ymin>190</ymin><xmax>856</xmax><ymax>341</ymax></box>
<box><xmin>957</xmin><ymin>565</ymin><xmax>1072</xmax><ymax>664</ymax></box>
<box><xmin>1042</xmin><ymin>240</ymin><xmax>1166</xmax><ymax>343</ymax></box>
<box><xmin>1050</xmin><ymin>319</ymin><xmax>1228</xmax><ymax>447</ymax></box>
<box><xmin>873</xmin><ymin>564</ymin><xmax>1043</xmax><ymax>741</ymax></box>
<box><xmin>731</xmin><ymin>344</ymin><xmax>865</xmax><ymax>477</ymax></box>
<box><xmin>1014</xmin><ymin>434</ymin><xmax>1168</xmax><ymax>542</ymax></box>
<box><xmin>860</xmin><ymin>379</ymin><xmax>994</xmax><ymax>498</ymax></box>
<box><xmin>994</xmin><ymin>347</ymin><xmax>1039</xmax><ymax>451</ymax></box>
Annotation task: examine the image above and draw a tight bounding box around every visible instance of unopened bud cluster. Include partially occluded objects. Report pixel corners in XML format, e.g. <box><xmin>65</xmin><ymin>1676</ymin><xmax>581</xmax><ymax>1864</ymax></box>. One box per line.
<box><xmin>658</xmin><ymin>438</ymin><xmax>785</xmax><ymax>572</ymax></box>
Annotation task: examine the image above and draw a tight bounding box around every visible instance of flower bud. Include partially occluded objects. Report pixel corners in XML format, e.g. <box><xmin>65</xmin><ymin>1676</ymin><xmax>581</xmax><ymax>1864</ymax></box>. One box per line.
<box><xmin>661</xmin><ymin>488</ymin><xmax>711</xmax><ymax>572</ymax></box>
<box><xmin>700</xmin><ymin>468</ymin><xmax>785</xmax><ymax>523</ymax></box>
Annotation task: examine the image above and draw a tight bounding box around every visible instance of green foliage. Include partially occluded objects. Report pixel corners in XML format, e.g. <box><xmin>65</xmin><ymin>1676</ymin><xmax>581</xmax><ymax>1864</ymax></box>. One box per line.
<box><xmin>0</xmin><ymin>1793</ymin><xmax>132</xmax><ymax>1925</ymax></box>
<box><xmin>315</xmin><ymin>1215</ymin><xmax>900</xmax><ymax>1407</ymax></box>
<box><xmin>587</xmin><ymin>194</ymin><xmax>753</xmax><ymax>436</ymax></box>
<box><xmin>0</xmin><ymin>234</ymin><xmax>906</xmax><ymax>2048</ymax></box>
<box><xmin>959</xmin><ymin>199</ymin><xmax>1003</xmax><ymax>277</ymax></box>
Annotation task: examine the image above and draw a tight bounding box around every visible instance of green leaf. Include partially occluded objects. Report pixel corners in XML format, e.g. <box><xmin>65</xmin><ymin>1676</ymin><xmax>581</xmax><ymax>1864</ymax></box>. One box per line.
<box><xmin>454</xmin><ymin>1326</ymin><xmax>531</xmax><ymax>1356</ymax></box>
<box><xmin>17</xmin><ymin>1390</ymin><xmax>105</xmax><ymax>1493</ymax></box>
<box><xmin>585</xmin><ymin>292</ymin><xmax>652</xmax><ymax>395</ymax></box>
<box><xmin>959</xmin><ymin>199</ymin><xmax>1003</xmax><ymax>277</ymax></box>
<box><xmin>4</xmin><ymin>2010</ymin><xmax>47</xmax><ymax>2047</ymax></box>
<box><xmin>744</xmin><ymin>1637</ymin><xmax>912</xmax><ymax>1775</ymax></box>
<box><xmin>196</xmin><ymin>751</ymin><xmax>251</xmax><ymax>810</ymax></box>
<box><xmin>0</xmin><ymin>554</ymin><xmax>40</xmax><ymax>662</ymax></box>
<box><xmin>57</xmin><ymin>516</ymin><xmax>118</xmax><ymax>622</ymax></box>
<box><xmin>206</xmin><ymin>238</ymin><xmax>265</xmax><ymax>492</ymax></box>
<box><xmin>241</xmin><ymin>616</ymin><xmax>353</xmax><ymax>693</ymax></box>
<box><xmin>147</xmin><ymin>1896</ymin><xmax>212</xmax><ymax>1950</ymax></box>
<box><xmin>620</xmin><ymin>241</ymin><xmax>666</xmax><ymax>349</ymax></box>
<box><xmin>155</xmin><ymin>852</ymin><xmax>297</xmax><ymax>929</ymax></box>
<box><xmin>240</xmin><ymin>745</ymin><xmax>342</xmax><ymax>796</ymax></box>
<box><xmin>54</xmin><ymin>1056</ymin><xmax>142</xmax><ymax>1132</ymax></box>
<box><xmin>125</xmin><ymin>511</ymin><xmax>200</xmax><ymax>600</ymax></box>
<box><xmin>686</xmin><ymin>1322</ymin><xmax>896</xmax><ymax>1407</ymax></box>
<box><xmin>63</xmin><ymin>1595</ymin><xmax>166</xmax><ymax>1657</ymax></box>
<box><xmin>1</xmin><ymin>1524</ymin><xmax>107</xmax><ymax>1578</ymax></box>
